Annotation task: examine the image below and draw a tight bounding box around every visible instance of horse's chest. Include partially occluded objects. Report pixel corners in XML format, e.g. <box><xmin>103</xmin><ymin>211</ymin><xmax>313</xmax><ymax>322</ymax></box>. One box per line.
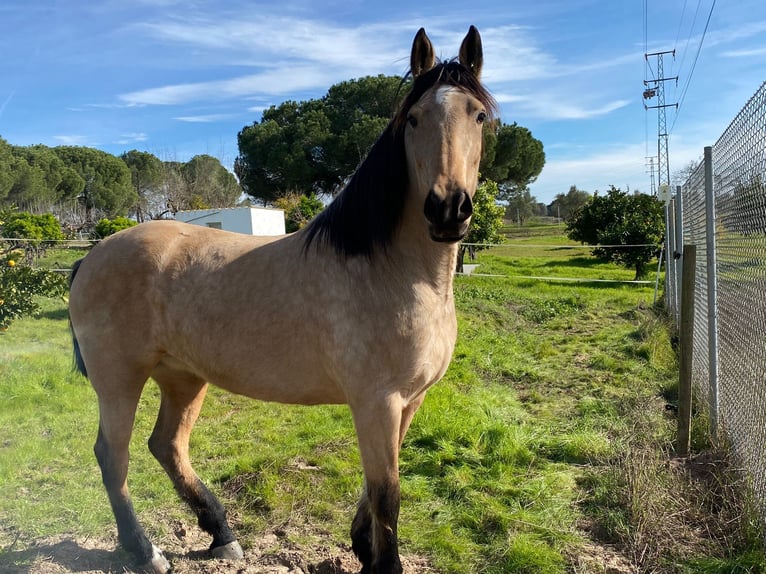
<box><xmin>329</xmin><ymin>296</ymin><xmax>457</xmax><ymax>397</ymax></box>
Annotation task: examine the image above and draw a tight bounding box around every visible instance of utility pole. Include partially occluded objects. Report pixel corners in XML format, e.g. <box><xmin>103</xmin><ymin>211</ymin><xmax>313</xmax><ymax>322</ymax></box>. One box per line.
<box><xmin>643</xmin><ymin>50</ymin><xmax>677</xmax><ymax>201</ymax></box>
<box><xmin>645</xmin><ymin>156</ymin><xmax>657</xmax><ymax>196</ymax></box>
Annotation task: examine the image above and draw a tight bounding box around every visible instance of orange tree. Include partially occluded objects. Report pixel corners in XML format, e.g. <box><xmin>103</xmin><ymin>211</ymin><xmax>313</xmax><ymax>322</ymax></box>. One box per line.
<box><xmin>0</xmin><ymin>210</ymin><xmax>68</xmax><ymax>330</ymax></box>
<box><xmin>566</xmin><ymin>185</ymin><xmax>665</xmax><ymax>280</ymax></box>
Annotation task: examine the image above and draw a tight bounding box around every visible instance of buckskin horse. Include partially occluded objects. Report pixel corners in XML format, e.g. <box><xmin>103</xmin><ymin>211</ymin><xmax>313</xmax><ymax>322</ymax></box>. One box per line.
<box><xmin>69</xmin><ymin>26</ymin><xmax>495</xmax><ymax>574</ymax></box>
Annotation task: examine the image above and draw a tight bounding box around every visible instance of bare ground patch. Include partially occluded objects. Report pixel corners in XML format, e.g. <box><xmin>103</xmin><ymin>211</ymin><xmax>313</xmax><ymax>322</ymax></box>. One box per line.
<box><xmin>0</xmin><ymin>521</ymin><xmax>437</xmax><ymax>574</ymax></box>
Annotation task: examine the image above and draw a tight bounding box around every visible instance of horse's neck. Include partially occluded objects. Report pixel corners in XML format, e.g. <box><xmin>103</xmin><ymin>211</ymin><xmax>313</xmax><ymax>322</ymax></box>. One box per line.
<box><xmin>386</xmin><ymin>235</ymin><xmax>459</xmax><ymax>298</ymax></box>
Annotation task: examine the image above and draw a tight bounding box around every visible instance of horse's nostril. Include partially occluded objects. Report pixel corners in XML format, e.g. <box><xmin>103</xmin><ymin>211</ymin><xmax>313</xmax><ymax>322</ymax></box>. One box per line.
<box><xmin>455</xmin><ymin>191</ymin><xmax>473</xmax><ymax>222</ymax></box>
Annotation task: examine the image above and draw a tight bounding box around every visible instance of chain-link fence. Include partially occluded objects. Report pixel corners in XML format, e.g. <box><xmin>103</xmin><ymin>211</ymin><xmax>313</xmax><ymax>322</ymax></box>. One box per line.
<box><xmin>667</xmin><ymin>81</ymin><xmax>766</xmax><ymax>524</ymax></box>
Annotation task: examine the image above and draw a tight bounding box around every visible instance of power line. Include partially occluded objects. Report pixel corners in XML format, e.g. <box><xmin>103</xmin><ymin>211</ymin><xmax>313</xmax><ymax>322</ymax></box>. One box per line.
<box><xmin>674</xmin><ymin>0</ymin><xmax>690</xmax><ymax>51</ymax></box>
<box><xmin>671</xmin><ymin>0</ymin><xmax>716</xmax><ymax>133</ymax></box>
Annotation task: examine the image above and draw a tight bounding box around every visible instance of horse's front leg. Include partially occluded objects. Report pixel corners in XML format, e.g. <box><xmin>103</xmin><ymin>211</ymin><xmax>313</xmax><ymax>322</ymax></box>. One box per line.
<box><xmin>350</xmin><ymin>394</ymin><xmax>404</xmax><ymax>574</ymax></box>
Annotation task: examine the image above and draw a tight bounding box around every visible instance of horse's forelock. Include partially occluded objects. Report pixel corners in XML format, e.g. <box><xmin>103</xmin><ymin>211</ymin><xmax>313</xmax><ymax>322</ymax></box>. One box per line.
<box><xmin>392</xmin><ymin>60</ymin><xmax>498</xmax><ymax>134</ymax></box>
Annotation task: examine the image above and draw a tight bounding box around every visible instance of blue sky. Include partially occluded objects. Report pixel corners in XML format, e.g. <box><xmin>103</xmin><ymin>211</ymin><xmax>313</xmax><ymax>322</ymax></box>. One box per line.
<box><xmin>1</xmin><ymin>0</ymin><xmax>764</xmax><ymax>204</ymax></box>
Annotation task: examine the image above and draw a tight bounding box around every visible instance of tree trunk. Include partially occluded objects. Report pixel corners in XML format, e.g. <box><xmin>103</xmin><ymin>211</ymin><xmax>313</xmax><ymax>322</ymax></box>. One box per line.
<box><xmin>455</xmin><ymin>245</ymin><xmax>466</xmax><ymax>274</ymax></box>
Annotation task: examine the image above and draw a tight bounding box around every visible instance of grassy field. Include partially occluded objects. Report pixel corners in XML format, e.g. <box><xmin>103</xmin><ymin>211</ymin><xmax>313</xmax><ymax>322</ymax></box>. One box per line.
<box><xmin>0</xmin><ymin>225</ymin><xmax>762</xmax><ymax>573</ymax></box>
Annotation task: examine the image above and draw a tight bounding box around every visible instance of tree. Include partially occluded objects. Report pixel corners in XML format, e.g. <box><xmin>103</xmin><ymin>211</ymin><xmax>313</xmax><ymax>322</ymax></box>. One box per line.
<box><xmin>0</xmin><ymin>212</ymin><xmax>68</xmax><ymax>330</ymax></box>
<box><xmin>457</xmin><ymin>179</ymin><xmax>505</xmax><ymax>273</ymax></box>
<box><xmin>272</xmin><ymin>192</ymin><xmax>324</xmax><ymax>233</ymax></box>
<box><xmin>0</xmin><ymin>142</ymin><xmax>85</xmax><ymax>210</ymax></box>
<box><xmin>0</xmin><ymin>138</ymin><xmax>14</xmax><ymax>201</ymax></box>
<box><xmin>548</xmin><ymin>185</ymin><xmax>591</xmax><ymax>221</ymax></box>
<box><xmin>54</xmin><ymin>146</ymin><xmax>136</xmax><ymax>219</ymax></box>
<box><xmin>180</xmin><ymin>155</ymin><xmax>241</xmax><ymax>209</ymax></box>
<box><xmin>505</xmin><ymin>188</ymin><xmax>538</xmax><ymax>226</ymax></box>
<box><xmin>672</xmin><ymin>160</ymin><xmax>700</xmax><ymax>188</ymax></box>
<box><xmin>235</xmin><ymin>99</ymin><xmax>334</xmax><ymax>203</ymax></box>
<box><xmin>236</xmin><ymin>76</ymin><xmax>545</xmax><ymax>208</ymax></box>
<box><xmin>482</xmin><ymin>122</ymin><xmax>545</xmax><ymax>199</ymax></box>
<box><xmin>235</xmin><ymin>75</ymin><xmax>406</xmax><ymax>204</ymax></box>
<box><xmin>566</xmin><ymin>185</ymin><xmax>665</xmax><ymax>280</ymax></box>
<box><xmin>121</xmin><ymin>150</ymin><xmax>164</xmax><ymax>222</ymax></box>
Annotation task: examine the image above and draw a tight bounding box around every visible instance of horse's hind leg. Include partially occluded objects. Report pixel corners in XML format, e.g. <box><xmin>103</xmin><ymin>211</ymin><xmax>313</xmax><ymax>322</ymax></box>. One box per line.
<box><xmin>148</xmin><ymin>367</ymin><xmax>243</xmax><ymax>561</ymax></box>
<box><xmin>94</xmin><ymin>387</ymin><xmax>171</xmax><ymax>574</ymax></box>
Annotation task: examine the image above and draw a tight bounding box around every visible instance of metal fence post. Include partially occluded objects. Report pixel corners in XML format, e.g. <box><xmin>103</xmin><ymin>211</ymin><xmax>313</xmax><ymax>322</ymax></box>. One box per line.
<box><xmin>674</xmin><ymin>185</ymin><xmax>684</xmax><ymax>326</ymax></box>
<box><xmin>664</xmin><ymin>202</ymin><xmax>673</xmax><ymax>312</ymax></box>
<box><xmin>678</xmin><ymin>243</ymin><xmax>696</xmax><ymax>457</ymax></box>
<box><xmin>703</xmin><ymin>146</ymin><xmax>719</xmax><ymax>438</ymax></box>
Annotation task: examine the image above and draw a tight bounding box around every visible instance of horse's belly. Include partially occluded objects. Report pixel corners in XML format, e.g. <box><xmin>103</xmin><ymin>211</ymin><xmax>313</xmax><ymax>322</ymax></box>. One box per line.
<box><xmin>218</xmin><ymin>372</ymin><xmax>347</xmax><ymax>405</ymax></box>
<box><xmin>156</xmin><ymin>354</ymin><xmax>346</xmax><ymax>406</ymax></box>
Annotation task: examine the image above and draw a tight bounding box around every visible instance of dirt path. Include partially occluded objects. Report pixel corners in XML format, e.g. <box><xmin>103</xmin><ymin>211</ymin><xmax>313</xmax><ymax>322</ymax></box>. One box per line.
<box><xmin>0</xmin><ymin>522</ymin><xmax>437</xmax><ymax>574</ymax></box>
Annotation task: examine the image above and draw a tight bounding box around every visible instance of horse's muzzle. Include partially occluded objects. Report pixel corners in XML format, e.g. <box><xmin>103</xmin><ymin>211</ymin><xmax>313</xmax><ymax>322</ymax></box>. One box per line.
<box><xmin>423</xmin><ymin>188</ymin><xmax>473</xmax><ymax>242</ymax></box>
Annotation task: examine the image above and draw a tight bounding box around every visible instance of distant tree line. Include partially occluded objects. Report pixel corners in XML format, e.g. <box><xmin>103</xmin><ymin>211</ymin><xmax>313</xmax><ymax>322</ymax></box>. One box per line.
<box><xmin>0</xmin><ymin>138</ymin><xmax>239</xmax><ymax>226</ymax></box>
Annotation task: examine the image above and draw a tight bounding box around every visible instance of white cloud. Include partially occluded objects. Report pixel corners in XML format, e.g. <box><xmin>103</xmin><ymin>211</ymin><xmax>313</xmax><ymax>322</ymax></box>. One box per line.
<box><xmin>720</xmin><ymin>46</ymin><xmax>766</xmax><ymax>58</ymax></box>
<box><xmin>0</xmin><ymin>89</ymin><xmax>14</xmax><ymax>119</ymax></box>
<box><xmin>496</xmin><ymin>91</ymin><xmax>631</xmax><ymax>121</ymax></box>
<box><xmin>136</xmin><ymin>15</ymin><xmax>411</xmax><ymax>70</ymax></box>
<box><xmin>113</xmin><ymin>132</ymin><xmax>148</xmax><ymax>144</ymax></box>
<box><xmin>53</xmin><ymin>134</ymin><xmax>93</xmax><ymax>145</ymax></box>
<box><xmin>119</xmin><ymin>66</ymin><xmax>337</xmax><ymax>106</ymax></box>
<box><xmin>173</xmin><ymin>113</ymin><xmax>234</xmax><ymax>123</ymax></box>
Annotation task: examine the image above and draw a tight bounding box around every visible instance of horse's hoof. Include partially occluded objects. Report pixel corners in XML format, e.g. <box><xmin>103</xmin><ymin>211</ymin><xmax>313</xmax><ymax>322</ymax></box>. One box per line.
<box><xmin>211</xmin><ymin>540</ymin><xmax>244</xmax><ymax>560</ymax></box>
<box><xmin>138</xmin><ymin>544</ymin><xmax>171</xmax><ymax>574</ymax></box>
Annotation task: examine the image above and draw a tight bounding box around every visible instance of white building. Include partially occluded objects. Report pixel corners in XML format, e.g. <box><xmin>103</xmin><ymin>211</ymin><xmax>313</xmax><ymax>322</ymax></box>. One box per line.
<box><xmin>175</xmin><ymin>207</ymin><xmax>286</xmax><ymax>236</ymax></box>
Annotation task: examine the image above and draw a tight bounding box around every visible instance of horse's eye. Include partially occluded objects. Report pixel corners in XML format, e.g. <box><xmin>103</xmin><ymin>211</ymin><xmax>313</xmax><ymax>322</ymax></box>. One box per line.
<box><xmin>477</xmin><ymin>111</ymin><xmax>487</xmax><ymax>124</ymax></box>
<box><xmin>407</xmin><ymin>114</ymin><xmax>418</xmax><ymax>128</ymax></box>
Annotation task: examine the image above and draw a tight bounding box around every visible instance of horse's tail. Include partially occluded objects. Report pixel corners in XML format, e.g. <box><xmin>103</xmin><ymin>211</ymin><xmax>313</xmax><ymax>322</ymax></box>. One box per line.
<box><xmin>69</xmin><ymin>258</ymin><xmax>88</xmax><ymax>379</ymax></box>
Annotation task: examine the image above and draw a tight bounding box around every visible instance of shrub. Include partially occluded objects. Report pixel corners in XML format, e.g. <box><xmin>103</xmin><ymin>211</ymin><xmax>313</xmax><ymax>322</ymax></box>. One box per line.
<box><xmin>0</xmin><ymin>253</ymin><xmax>67</xmax><ymax>330</ymax></box>
<box><xmin>273</xmin><ymin>192</ymin><xmax>324</xmax><ymax>233</ymax></box>
<box><xmin>92</xmin><ymin>216</ymin><xmax>138</xmax><ymax>239</ymax></box>
<box><xmin>1</xmin><ymin>211</ymin><xmax>65</xmax><ymax>262</ymax></box>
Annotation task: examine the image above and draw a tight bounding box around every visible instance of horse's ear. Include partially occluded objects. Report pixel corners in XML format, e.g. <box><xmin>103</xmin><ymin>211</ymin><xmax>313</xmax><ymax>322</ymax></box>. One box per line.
<box><xmin>459</xmin><ymin>25</ymin><xmax>483</xmax><ymax>79</ymax></box>
<box><xmin>411</xmin><ymin>28</ymin><xmax>435</xmax><ymax>79</ymax></box>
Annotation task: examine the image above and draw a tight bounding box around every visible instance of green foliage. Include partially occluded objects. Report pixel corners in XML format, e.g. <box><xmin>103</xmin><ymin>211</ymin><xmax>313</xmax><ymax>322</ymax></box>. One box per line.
<box><xmin>0</xmin><ymin>253</ymin><xmax>67</xmax><ymax>330</ymax></box>
<box><xmin>179</xmin><ymin>154</ymin><xmax>241</xmax><ymax>209</ymax></box>
<box><xmin>92</xmin><ymin>216</ymin><xmax>138</xmax><ymax>239</ymax></box>
<box><xmin>466</xmin><ymin>179</ymin><xmax>505</xmax><ymax>246</ymax></box>
<box><xmin>235</xmin><ymin>75</ymin><xmax>404</xmax><ymax>203</ymax></box>
<box><xmin>120</xmin><ymin>150</ymin><xmax>164</xmax><ymax>222</ymax></box>
<box><xmin>2</xmin><ymin>211</ymin><xmax>64</xmax><ymax>243</ymax></box>
<box><xmin>482</xmin><ymin>122</ymin><xmax>545</xmax><ymax>197</ymax></box>
<box><xmin>236</xmin><ymin>76</ymin><xmax>545</xmax><ymax>207</ymax></box>
<box><xmin>0</xmin><ymin>141</ymin><xmax>241</xmax><ymax>222</ymax></box>
<box><xmin>566</xmin><ymin>185</ymin><xmax>665</xmax><ymax>279</ymax></box>
<box><xmin>273</xmin><ymin>192</ymin><xmax>324</xmax><ymax>233</ymax></box>
<box><xmin>458</xmin><ymin>179</ymin><xmax>505</xmax><ymax>272</ymax></box>
<box><xmin>1</xmin><ymin>210</ymin><xmax>65</xmax><ymax>262</ymax></box>
<box><xmin>504</xmin><ymin>188</ymin><xmax>539</xmax><ymax>225</ymax></box>
<box><xmin>0</xmin><ymin>137</ymin><xmax>14</xmax><ymax>201</ymax></box>
<box><xmin>548</xmin><ymin>185</ymin><xmax>591</xmax><ymax>221</ymax></box>
<box><xmin>53</xmin><ymin>146</ymin><xmax>136</xmax><ymax>217</ymax></box>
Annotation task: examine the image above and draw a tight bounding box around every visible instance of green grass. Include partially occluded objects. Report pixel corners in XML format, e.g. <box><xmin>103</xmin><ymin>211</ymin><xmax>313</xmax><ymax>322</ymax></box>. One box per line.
<box><xmin>0</xmin><ymin>229</ymin><xmax>762</xmax><ymax>573</ymax></box>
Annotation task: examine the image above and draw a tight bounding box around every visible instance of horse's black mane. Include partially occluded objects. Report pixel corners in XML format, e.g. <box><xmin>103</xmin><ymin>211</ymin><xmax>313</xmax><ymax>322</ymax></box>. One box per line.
<box><xmin>302</xmin><ymin>59</ymin><xmax>497</xmax><ymax>258</ymax></box>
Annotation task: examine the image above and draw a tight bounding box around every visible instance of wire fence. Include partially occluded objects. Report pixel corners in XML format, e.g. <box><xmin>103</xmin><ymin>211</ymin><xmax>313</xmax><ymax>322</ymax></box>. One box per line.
<box><xmin>667</xmin><ymin>81</ymin><xmax>766</xmax><ymax>526</ymax></box>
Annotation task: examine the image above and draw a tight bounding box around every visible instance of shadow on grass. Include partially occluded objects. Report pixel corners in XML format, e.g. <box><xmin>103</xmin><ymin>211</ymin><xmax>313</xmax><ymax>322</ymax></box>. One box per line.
<box><xmin>541</xmin><ymin>256</ymin><xmax>608</xmax><ymax>269</ymax></box>
<box><xmin>37</xmin><ymin>307</ymin><xmax>70</xmax><ymax>321</ymax></box>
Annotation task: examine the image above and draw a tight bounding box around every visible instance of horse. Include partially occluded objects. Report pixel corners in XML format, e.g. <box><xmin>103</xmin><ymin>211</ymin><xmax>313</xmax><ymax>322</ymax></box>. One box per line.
<box><xmin>68</xmin><ymin>26</ymin><xmax>496</xmax><ymax>574</ymax></box>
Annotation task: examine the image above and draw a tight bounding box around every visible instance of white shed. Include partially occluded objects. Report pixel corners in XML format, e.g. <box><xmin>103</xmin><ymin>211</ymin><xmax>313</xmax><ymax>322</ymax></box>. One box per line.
<box><xmin>175</xmin><ymin>207</ymin><xmax>286</xmax><ymax>236</ymax></box>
